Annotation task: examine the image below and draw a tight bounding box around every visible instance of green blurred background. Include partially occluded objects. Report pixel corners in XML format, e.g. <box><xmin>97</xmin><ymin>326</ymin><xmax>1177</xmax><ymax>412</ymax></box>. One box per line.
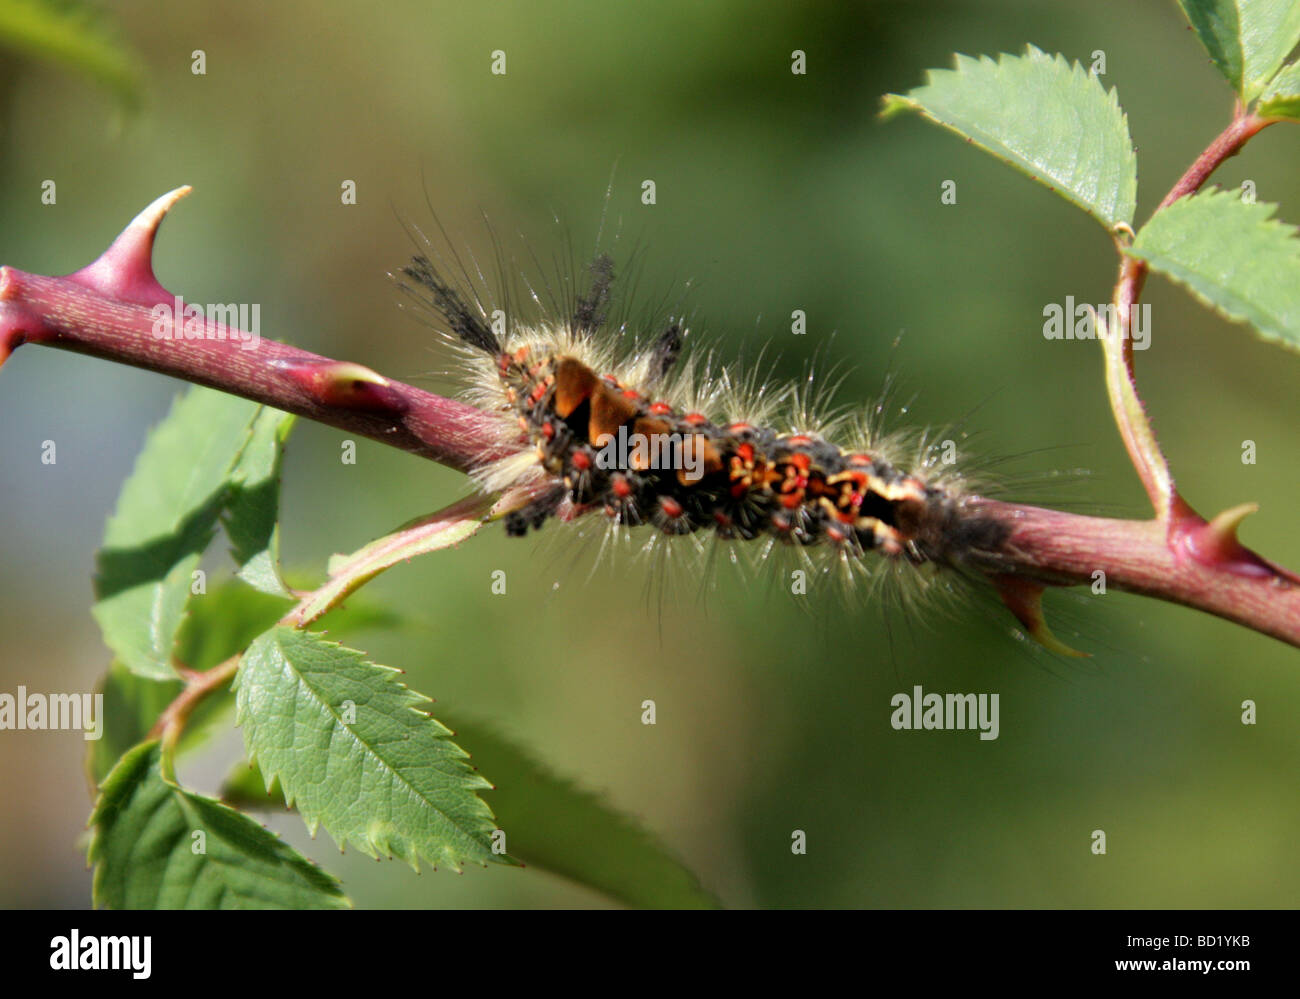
<box><xmin>1</xmin><ymin>0</ymin><xmax>1298</xmax><ymax>908</ymax></box>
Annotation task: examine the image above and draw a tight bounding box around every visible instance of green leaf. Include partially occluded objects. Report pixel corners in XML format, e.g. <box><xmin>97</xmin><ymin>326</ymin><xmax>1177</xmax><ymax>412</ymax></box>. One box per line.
<box><xmin>219</xmin><ymin>722</ymin><xmax>720</xmax><ymax>910</ymax></box>
<box><xmin>1129</xmin><ymin>188</ymin><xmax>1300</xmax><ymax>350</ymax></box>
<box><xmin>1180</xmin><ymin>0</ymin><xmax>1247</xmax><ymax>92</ymax></box>
<box><xmin>1178</xmin><ymin>0</ymin><xmax>1300</xmax><ymax>101</ymax></box>
<box><xmin>235</xmin><ymin>627</ymin><xmax>501</xmax><ymax>871</ymax></box>
<box><xmin>443</xmin><ymin>714</ymin><xmax>720</xmax><ymax>909</ymax></box>
<box><xmin>178</xmin><ymin>578</ymin><xmax>409</xmax><ymax>672</ymax></box>
<box><xmin>89</xmin><ymin>583</ymin><xmax>410</xmax><ymax>785</ymax></box>
<box><xmin>176</xmin><ymin>581</ymin><xmax>293</xmax><ymax>673</ymax></box>
<box><xmin>1258</xmin><ymin>58</ymin><xmax>1300</xmax><ymax>118</ymax></box>
<box><xmin>220</xmin><ymin>758</ymin><xmax>285</xmax><ymax>811</ymax></box>
<box><xmin>881</xmin><ymin>44</ymin><xmax>1137</xmax><ymax>229</ymax></box>
<box><xmin>89</xmin><ymin>741</ymin><xmax>350</xmax><ymax>909</ymax></box>
<box><xmin>92</xmin><ymin>388</ymin><xmax>263</xmax><ymax>679</ymax></box>
<box><xmin>223</xmin><ymin>409</ymin><xmax>296</xmax><ymax>597</ymax></box>
<box><xmin>0</xmin><ymin>0</ymin><xmax>143</xmax><ymax>111</ymax></box>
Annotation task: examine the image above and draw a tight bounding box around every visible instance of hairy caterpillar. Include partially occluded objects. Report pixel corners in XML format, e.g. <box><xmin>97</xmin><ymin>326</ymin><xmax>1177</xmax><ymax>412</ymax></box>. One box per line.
<box><xmin>394</xmin><ymin>229</ymin><xmax>1045</xmax><ymax>637</ymax></box>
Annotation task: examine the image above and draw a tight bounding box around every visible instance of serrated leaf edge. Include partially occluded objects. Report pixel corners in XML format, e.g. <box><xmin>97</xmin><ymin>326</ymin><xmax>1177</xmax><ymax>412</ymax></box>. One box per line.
<box><xmin>234</xmin><ymin>627</ymin><xmax>499</xmax><ymax>873</ymax></box>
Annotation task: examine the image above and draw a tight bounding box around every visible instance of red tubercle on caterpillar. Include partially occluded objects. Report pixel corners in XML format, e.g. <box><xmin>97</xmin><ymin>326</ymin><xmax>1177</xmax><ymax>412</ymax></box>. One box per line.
<box><xmin>779</xmin><ymin>453</ymin><xmax>811</xmax><ymax>504</ymax></box>
<box><xmin>611</xmin><ymin>474</ymin><xmax>634</xmax><ymax>499</ymax></box>
<box><xmin>498</xmin><ymin>348</ymin><xmax>534</xmax><ymax>379</ymax></box>
<box><xmin>875</xmin><ymin>531</ymin><xmax>904</xmax><ymax>558</ymax></box>
<box><xmin>778</xmin><ymin>491</ymin><xmax>805</xmax><ymax>510</ymax></box>
<box><xmin>655</xmin><ymin>494</ymin><xmax>695</xmax><ymax>535</ymax></box>
<box><xmin>528</xmin><ymin>380</ymin><xmax>550</xmax><ymax>406</ymax></box>
<box><xmin>824</xmin><ymin>523</ymin><xmax>850</xmax><ymax>546</ymax></box>
<box><xmin>830</xmin><ymin>495</ymin><xmax>861</xmax><ymax>526</ymax></box>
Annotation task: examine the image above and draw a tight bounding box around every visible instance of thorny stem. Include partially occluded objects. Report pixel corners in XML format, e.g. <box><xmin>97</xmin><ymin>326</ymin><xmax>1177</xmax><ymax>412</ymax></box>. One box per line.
<box><xmin>1086</xmin><ymin>104</ymin><xmax>1297</xmax><ymax>646</ymax></box>
<box><xmin>148</xmin><ymin>654</ymin><xmax>240</xmax><ymax>753</ymax></box>
<box><xmin>0</xmin><ymin>191</ymin><xmax>511</xmax><ymax>475</ymax></box>
<box><xmin>2</xmin><ymin>185</ymin><xmax>1299</xmax><ymax>649</ymax></box>
<box><xmin>1105</xmin><ymin>107</ymin><xmax>1275</xmax><ymax>522</ymax></box>
<box><xmin>970</xmin><ymin>500</ymin><xmax>1300</xmax><ymax>648</ymax></box>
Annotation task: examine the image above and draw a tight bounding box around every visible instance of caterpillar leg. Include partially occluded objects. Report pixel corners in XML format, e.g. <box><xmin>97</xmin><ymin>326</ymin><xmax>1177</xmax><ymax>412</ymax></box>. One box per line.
<box><xmin>503</xmin><ymin>485</ymin><xmax>568</xmax><ymax>536</ymax></box>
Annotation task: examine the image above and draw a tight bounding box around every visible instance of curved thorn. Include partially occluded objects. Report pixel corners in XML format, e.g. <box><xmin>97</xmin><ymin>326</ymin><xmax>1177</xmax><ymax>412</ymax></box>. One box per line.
<box><xmin>1204</xmin><ymin>502</ymin><xmax>1259</xmax><ymax>549</ymax></box>
<box><xmin>68</xmin><ymin>186</ymin><xmax>193</xmax><ymax>306</ymax></box>
<box><xmin>270</xmin><ymin>359</ymin><xmax>410</xmax><ymax>414</ymax></box>
<box><xmin>992</xmin><ymin>573</ymin><xmax>1089</xmax><ymax>658</ymax></box>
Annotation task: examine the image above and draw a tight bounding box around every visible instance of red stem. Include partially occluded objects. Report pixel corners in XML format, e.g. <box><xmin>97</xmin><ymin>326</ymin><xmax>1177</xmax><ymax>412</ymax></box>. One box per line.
<box><xmin>1156</xmin><ymin>108</ymin><xmax>1273</xmax><ymax>213</ymax></box>
<box><xmin>2</xmin><ymin>187</ymin><xmax>1298</xmax><ymax>650</ymax></box>
<box><xmin>1107</xmin><ymin>110</ymin><xmax>1275</xmax><ymax>519</ymax></box>
<box><xmin>1</xmin><ymin>266</ymin><xmax>509</xmax><ymax>472</ymax></box>
<box><xmin>0</xmin><ymin>189</ymin><xmax>509</xmax><ymax>475</ymax></box>
<box><xmin>971</xmin><ymin>500</ymin><xmax>1300</xmax><ymax>647</ymax></box>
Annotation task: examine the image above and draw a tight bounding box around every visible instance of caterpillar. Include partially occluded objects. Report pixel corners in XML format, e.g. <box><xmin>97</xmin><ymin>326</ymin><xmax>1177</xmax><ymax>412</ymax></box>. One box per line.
<box><xmin>395</xmin><ymin>238</ymin><xmax>1047</xmax><ymax>643</ymax></box>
